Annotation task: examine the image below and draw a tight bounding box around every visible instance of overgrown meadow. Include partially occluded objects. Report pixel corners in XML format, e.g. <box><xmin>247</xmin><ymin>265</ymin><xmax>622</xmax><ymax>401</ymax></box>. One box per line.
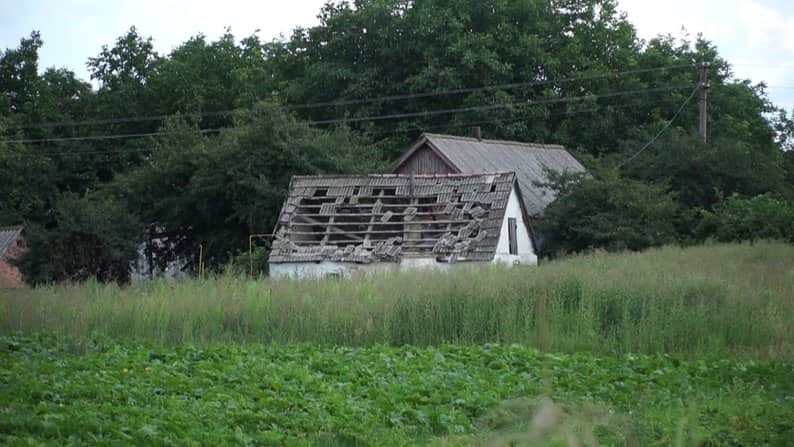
<box><xmin>3</xmin><ymin>242</ymin><xmax>792</xmax><ymax>357</ymax></box>
<box><xmin>2</xmin><ymin>242</ymin><xmax>793</xmax><ymax>445</ymax></box>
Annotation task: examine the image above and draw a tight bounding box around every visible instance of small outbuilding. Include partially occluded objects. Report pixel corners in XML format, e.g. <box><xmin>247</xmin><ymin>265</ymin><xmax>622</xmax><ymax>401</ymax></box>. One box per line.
<box><xmin>393</xmin><ymin>133</ymin><xmax>586</xmax><ymax>250</ymax></box>
<box><xmin>0</xmin><ymin>225</ymin><xmax>25</xmax><ymax>288</ymax></box>
<box><xmin>269</xmin><ymin>172</ymin><xmax>536</xmax><ymax>279</ymax></box>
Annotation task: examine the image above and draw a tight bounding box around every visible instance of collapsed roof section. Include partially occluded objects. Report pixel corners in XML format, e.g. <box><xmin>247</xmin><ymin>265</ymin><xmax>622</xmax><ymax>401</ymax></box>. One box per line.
<box><xmin>269</xmin><ymin>172</ymin><xmax>517</xmax><ymax>264</ymax></box>
<box><xmin>0</xmin><ymin>225</ymin><xmax>24</xmax><ymax>258</ymax></box>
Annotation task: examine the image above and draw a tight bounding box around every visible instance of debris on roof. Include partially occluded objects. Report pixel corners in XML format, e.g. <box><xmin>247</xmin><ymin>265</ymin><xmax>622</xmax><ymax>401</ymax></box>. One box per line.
<box><xmin>269</xmin><ymin>173</ymin><xmax>516</xmax><ymax>264</ymax></box>
<box><xmin>0</xmin><ymin>225</ymin><xmax>24</xmax><ymax>258</ymax></box>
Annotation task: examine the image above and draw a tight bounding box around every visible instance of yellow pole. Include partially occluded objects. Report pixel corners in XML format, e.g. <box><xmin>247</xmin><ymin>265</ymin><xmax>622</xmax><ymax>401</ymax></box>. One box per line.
<box><xmin>249</xmin><ymin>235</ymin><xmax>254</xmax><ymax>276</ymax></box>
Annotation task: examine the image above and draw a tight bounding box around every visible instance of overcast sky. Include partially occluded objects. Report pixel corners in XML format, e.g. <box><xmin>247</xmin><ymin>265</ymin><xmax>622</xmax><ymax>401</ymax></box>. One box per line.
<box><xmin>1</xmin><ymin>0</ymin><xmax>793</xmax><ymax>110</ymax></box>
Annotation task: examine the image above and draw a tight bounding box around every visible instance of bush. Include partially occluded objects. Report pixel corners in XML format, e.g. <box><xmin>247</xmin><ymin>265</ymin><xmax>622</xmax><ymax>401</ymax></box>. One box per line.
<box><xmin>539</xmin><ymin>171</ymin><xmax>679</xmax><ymax>256</ymax></box>
<box><xmin>696</xmin><ymin>194</ymin><xmax>794</xmax><ymax>243</ymax></box>
<box><xmin>16</xmin><ymin>192</ymin><xmax>142</xmax><ymax>284</ymax></box>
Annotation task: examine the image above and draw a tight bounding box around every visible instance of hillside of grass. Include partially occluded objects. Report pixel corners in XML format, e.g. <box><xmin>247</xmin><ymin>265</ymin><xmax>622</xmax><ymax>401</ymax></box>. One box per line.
<box><xmin>2</xmin><ymin>242</ymin><xmax>792</xmax><ymax>359</ymax></box>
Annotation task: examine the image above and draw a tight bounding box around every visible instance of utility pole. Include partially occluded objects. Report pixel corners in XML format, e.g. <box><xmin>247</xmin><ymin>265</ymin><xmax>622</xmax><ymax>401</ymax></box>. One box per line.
<box><xmin>699</xmin><ymin>62</ymin><xmax>709</xmax><ymax>144</ymax></box>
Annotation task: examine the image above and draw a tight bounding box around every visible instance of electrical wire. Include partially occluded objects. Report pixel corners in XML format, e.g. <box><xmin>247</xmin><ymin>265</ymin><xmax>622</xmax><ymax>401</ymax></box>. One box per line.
<box><xmin>375</xmin><ymin>98</ymin><xmax>681</xmax><ymax>136</ymax></box>
<box><xmin>307</xmin><ymin>85</ymin><xmax>693</xmax><ymax>126</ymax></box>
<box><xmin>618</xmin><ymin>86</ymin><xmax>700</xmax><ymax>168</ymax></box>
<box><xmin>19</xmin><ymin>97</ymin><xmax>685</xmax><ymax>158</ymax></box>
<box><xmin>0</xmin><ymin>128</ymin><xmax>224</xmax><ymax>145</ymax></box>
<box><xmin>0</xmin><ymin>84</ymin><xmax>695</xmax><ymax>144</ymax></box>
<box><xmin>2</xmin><ymin>64</ymin><xmax>694</xmax><ymax>131</ymax></box>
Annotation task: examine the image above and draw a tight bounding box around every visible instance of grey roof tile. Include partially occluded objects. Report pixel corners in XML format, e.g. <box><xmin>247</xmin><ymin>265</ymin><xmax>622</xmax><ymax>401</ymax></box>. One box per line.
<box><xmin>414</xmin><ymin>134</ymin><xmax>586</xmax><ymax>217</ymax></box>
<box><xmin>270</xmin><ymin>173</ymin><xmax>515</xmax><ymax>264</ymax></box>
<box><xmin>0</xmin><ymin>226</ymin><xmax>24</xmax><ymax>258</ymax></box>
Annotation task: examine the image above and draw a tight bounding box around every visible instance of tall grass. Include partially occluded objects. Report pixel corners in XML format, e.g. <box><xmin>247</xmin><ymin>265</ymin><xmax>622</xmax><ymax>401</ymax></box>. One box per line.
<box><xmin>1</xmin><ymin>242</ymin><xmax>792</xmax><ymax>358</ymax></box>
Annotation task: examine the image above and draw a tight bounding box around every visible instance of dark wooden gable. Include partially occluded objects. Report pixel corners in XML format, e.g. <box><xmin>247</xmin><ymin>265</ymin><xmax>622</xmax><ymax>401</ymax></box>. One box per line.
<box><xmin>394</xmin><ymin>142</ymin><xmax>458</xmax><ymax>175</ymax></box>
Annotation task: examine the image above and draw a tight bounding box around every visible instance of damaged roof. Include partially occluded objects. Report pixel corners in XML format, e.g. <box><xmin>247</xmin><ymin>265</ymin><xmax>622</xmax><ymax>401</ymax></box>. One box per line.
<box><xmin>395</xmin><ymin>133</ymin><xmax>586</xmax><ymax>217</ymax></box>
<box><xmin>270</xmin><ymin>172</ymin><xmax>517</xmax><ymax>264</ymax></box>
<box><xmin>0</xmin><ymin>225</ymin><xmax>24</xmax><ymax>258</ymax></box>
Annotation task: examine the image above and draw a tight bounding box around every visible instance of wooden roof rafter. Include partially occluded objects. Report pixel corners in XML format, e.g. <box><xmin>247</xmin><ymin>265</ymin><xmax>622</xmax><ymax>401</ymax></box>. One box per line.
<box><xmin>269</xmin><ymin>172</ymin><xmax>515</xmax><ymax>264</ymax></box>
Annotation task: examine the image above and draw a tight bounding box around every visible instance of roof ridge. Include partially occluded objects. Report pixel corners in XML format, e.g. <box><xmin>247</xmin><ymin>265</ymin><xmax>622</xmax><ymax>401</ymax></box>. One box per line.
<box><xmin>0</xmin><ymin>225</ymin><xmax>23</xmax><ymax>232</ymax></box>
<box><xmin>422</xmin><ymin>132</ymin><xmax>567</xmax><ymax>150</ymax></box>
<box><xmin>291</xmin><ymin>172</ymin><xmax>515</xmax><ymax>180</ymax></box>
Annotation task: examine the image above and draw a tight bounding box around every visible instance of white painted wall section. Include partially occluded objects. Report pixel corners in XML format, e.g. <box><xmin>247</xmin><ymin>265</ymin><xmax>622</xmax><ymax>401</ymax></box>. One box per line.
<box><xmin>270</xmin><ymin>258</ymin><xmax>481</xmax><ymax>279</ymax></box>
<box><xmin>269</xmin><ymin>261</ymin><xmax>394</xmax><ymax>279</ymax></box>
<box><xmin>493</xmin><ymin>187</ymin><xmax>537</xmax><ymax>266</ymax></box>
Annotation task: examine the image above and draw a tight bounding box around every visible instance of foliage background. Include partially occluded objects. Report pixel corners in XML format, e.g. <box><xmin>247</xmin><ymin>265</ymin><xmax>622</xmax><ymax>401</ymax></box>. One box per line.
<box><xmin>1</xmin><ymin>0</ymin><xmax>792</xmax><ymax>283</ymax></box>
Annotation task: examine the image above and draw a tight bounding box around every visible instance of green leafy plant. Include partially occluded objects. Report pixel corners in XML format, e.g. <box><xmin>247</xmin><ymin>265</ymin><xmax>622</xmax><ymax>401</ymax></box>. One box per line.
<box><xmin>696</xmin><ymin>194</ymin><xmax>794</xmax><ymax>243</ymax></box>
<box><xmin>1</xmin><ymin>335</ymin><xmax>792</xmax><ymax>446</ymax></box>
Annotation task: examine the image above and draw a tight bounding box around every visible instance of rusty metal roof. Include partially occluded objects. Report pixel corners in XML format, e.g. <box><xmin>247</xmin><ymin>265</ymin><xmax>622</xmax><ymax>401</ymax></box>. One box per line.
<box><xmin>396</xmin><ymin>133</ymin><xmax>586</xmax><ymax>217</ymax></box>
<box><xmin>269</xmin><ymin>173</ymin><xmax>516</xmax><ymax>264</ymax></box>
<box><xmin>0</xmin><ymin>225</ymin><xmax>24</xmax><ymax>258</ymax></box>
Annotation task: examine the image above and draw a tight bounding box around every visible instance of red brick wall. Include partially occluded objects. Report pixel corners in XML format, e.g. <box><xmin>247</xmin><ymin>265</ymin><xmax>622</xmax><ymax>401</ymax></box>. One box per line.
<box><xmin>0</xmin><ymin>238</ymin><xmax>24</xmax><ymax>288</ymax></box>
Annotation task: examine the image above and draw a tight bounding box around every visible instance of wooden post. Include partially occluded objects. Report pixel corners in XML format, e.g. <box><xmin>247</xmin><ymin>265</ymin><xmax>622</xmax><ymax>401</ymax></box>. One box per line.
<box><xmin>198</xmin><ymin>244</ymin><xmax>204</xmax><ymax>278</ymax></box>
<box><xmin>249</xmin><ymin>235</ymin><xmax>254</xmax><ymax>277</ymax></box>
<box><xmin>699</xmin><ymin>62</ymin><xmax>709</xmax><ymax>144</ymax></box>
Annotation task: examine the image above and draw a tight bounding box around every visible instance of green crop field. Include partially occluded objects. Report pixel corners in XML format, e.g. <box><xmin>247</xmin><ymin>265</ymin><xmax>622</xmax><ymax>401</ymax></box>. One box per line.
<box><xmin>1</xmin><ymin>242</ymin><xmax>794</xmax><ymax>445</ymax></box>
<box><xmin>2</xmin><ymin>335</ymin><xmax>793</xmax><ymax>446</ymax></box>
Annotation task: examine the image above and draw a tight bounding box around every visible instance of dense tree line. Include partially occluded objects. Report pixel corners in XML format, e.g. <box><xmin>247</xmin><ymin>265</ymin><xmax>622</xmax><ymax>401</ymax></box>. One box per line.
<box><xmin>1</xmin><ymin>0</ymin><xmax>792</xmax><ymax>283</ymax></box>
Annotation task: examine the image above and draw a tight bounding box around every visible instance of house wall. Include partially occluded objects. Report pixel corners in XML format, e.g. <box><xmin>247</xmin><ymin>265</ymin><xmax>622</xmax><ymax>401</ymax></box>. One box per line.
<box><xmin>269</xmin><ymin>257</ymin><xmax>485</xmax><ymax>279</ymax></box>
<box><xmin>0</xmin><ymin>239</ymin><xmax>24</xmax><ymax>288</ymax></box>
<box><xmin>493</xmin><ymin>188</ymin><xmax>537</xmax><ymax>266</ymax></box>
<box><xmin>129</xmin><ymin>234</ymin><xmax>188</xmax><ymax>283</ymax></box>
<box><xmin>269</xmin><ymin>261</ymin><xmax>389</xmax><ymax>279</ymax></box>
<box><xmin>394</xmin><ymin>145</ymin><xmax>456</xmax><ymax>175</ymax></box>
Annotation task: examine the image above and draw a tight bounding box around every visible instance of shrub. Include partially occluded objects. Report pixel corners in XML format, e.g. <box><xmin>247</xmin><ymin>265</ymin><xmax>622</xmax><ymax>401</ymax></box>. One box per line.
<box><xmin>16</xmin><ymin>192</ymin><xmax>142</xmax><ymax>284</ymax></box>
<box><xmin>696</xmin><ymin>194</ymin><xmax>794</xmax><ymax>243</ymax></box>
<box><xmin>539</xmin><ymin>171</ymin><xmax>679</xmax><ymax>256</ymax></box>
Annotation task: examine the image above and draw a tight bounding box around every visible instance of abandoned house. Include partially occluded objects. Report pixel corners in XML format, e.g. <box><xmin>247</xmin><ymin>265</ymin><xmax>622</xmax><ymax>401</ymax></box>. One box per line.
<box><xmin>268</xmin><ymin>172</ymin><xmax>535</xmax><ymax>278</ymax></box>
<box><xmin>393</xmin><ymin>133</ymin><xmax>586</xmax><ymax>250</ymax></box>
<box><xmin>0</xmin><ymin>225</ymin><xmax>25</xmax><ymax>288</ymax></box>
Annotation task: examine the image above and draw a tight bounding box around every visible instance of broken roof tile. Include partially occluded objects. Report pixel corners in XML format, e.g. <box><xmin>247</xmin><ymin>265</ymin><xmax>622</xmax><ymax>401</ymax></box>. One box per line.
<box><xmin>270</xmin><ymin>173</ymin><xmax>515</xmax><ymax>263</ymax></box>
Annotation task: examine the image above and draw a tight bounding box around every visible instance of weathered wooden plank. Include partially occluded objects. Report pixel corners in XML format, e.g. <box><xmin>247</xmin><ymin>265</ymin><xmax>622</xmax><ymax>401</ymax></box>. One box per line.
<box><xmin>293</xmin><ymin>215</ymin><xmax>363</xmax><ymax>241</ymax></box>
<box><xmin>286</xmin><ymin>229</ymin><xmax>461</xmax><ymax>235</ymax></box>
<box><xmin>289</xmin><ymin>219</ymin><xmax>473</xmax><ymax>226</ymax></box>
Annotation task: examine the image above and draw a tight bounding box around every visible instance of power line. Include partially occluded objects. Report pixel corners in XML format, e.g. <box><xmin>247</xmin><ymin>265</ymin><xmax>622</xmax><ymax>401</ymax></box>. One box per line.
<box><xmin>1</xmin><ymin>128</ymin><xmax>224</xmax><ymax>145</ymax></box>
<box><xmin>22</xmin><ymin>97</ymin><xmax>685</xmax><ymax>158</ymax></box>
<box><xmin>306</xmin><ymin>85</ymin><xmax>694</xmax><ymax>125</ymax></box>
<box><xmin>377</xmin><ymin>98</ymin><xmax>681</xmax><ymax>136</ymax></box>
<box><xmin>3</xmin><ymin>64</ymin><xmax>694</xmax><ymax>131</ymax></box>
<box><xmin>618</xmin><ymin>86</ymin><xmax>699</xmax><ymax>168</ymax></box>
<box><xmin>1</xmin><ymin>84</ymin><xmax>694</xmax><ymax>145</ymax></box>
<box><xmin>282</xmin><ymin>64</ymin><xmax>694</xmax><ymax>110</ymax></box>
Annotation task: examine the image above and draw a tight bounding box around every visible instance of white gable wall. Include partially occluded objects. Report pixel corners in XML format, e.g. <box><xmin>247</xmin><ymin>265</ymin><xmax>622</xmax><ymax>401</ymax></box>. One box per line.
<box><xmin>493</xmin><ymin>187</ymin><xmax>537</xmax><ymax>266</ymax></box>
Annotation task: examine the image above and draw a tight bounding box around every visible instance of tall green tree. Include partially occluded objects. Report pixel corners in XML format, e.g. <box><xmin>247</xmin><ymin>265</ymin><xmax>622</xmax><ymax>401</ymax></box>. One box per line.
<box><xmin>3</xmin><ymin>0</ymin><xmax>793</xmax><ymax>281</ymax></box>
<box><xmin>0</xmin><ymin>31</ymin><xmax>42</xmax><ymax>116</ymax></box>
<box><xmin>111</xmin><ymin>102</ymin><xmax>375</xmax><ymax>272</ymax></box>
